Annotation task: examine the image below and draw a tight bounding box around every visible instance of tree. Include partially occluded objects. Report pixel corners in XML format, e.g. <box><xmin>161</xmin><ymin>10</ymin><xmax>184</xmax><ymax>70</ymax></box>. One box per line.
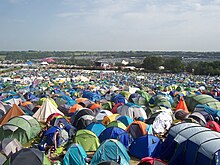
<box><xmin>164</xmin><ymin>57</ymin><xmax>184</xmax><ymax>73</ymax></box>
<box><xmin>142</xmin><ymin>56</ymin><xmax>163</xmax><ymax>71</ymax></box>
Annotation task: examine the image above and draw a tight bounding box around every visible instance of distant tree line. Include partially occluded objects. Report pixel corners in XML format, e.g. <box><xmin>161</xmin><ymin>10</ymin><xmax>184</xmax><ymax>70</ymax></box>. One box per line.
<box><xmin>1</xmin><ymin>51</ymin><xmax>220</xmax><ymax>61</ymax></box>
<box><xmin>1</xmin><ymin>51</ymin><xmax>220</xmax><ymax>75</ymax></box>
<box><xmin>141</xmin><ymin>56</ymin><xmax>220</xmax><ymax>75</ymax></box>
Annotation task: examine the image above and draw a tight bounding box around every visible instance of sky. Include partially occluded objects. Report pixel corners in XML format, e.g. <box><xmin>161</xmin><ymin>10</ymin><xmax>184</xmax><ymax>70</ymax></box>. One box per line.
<box><xmin>0</xmin><ymin>0</ymin><xmax>220</xmax><ymax>51</ymax></box>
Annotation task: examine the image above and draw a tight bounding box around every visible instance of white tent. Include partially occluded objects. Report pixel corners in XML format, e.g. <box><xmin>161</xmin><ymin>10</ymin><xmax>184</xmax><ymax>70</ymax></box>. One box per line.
<box><xmin>33</xmin><ymin>99</ymin><xmax>64</xmax><ymax>122</ymax></box>
<box><xmin>95</xmin><ymin>110</ymin><xmax>113</xmax><ymax>121</ymax></box>
<box><xmin>1</xmin><ymin>138</ymin><xmax>22</xmax><ymax>157</ymax></box>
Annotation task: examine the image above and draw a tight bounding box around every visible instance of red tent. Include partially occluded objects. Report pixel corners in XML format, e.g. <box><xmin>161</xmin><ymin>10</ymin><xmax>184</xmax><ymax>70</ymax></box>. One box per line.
<box><xmin>138</xmin><ymin>157</ymin><xmax>167</xmax><ymax>165</ymax></box>
<box><xmin>42</xmin><ymin>57</ymin><xmax>55</xmax><ymax>63</ymax></box>
<box><xmin>46</xmin><ymin>113</ymin><xmax>63</xmax><ymax>123</ymax></box>
<box><xmin>206</xmin><ymin>121</ymin><xmax>220</xmax><ymax>132</ymax></box>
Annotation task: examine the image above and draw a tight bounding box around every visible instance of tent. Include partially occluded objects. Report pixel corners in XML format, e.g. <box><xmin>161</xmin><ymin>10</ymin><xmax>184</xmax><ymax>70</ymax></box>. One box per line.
<box><xmin>86</xmin><ymin>122</ymin><xmax>106</xmax><ymax>137</ymax></box>
<box><xmin>75</xmin><ymin>129</ymin><xmax>100</xmax><ymax>152</ymax></box>
<box><xmin>116</xmin><ymin>116</ymin><xmax>133</xmax><ymax>127</ymax></box>
<box><xmin>107</xmin><ymin>121</ymin><xmax>127</xmax><ymax>130</ymax></box>
<box><xmin>160</xmin><ymin>124</ymin><xmax>210</xmax><ymax>162</ymax></box>
<box><xmin>129</xmin><ymin>90</ymin><xmax>151</xmax><ymax>106</ymax></box>
<box><xmin>96</xmin><ymin>110</ymin><xmax>113</xmax><ymax>122</ymax></box>
<box><xmin>152</xmin><ymin>111</ymin><xmax>173</xmax><ymax>134</ymax></box>
<box><xmin>68</xmin><ymin>104</ymin><xmax>83</xmax><ymax>114</ymax></box>
<box><xmin>175</xmin><ymin>97</ymin><xmax>189</xmax><ymax>113</ymax></box>
<box><xmin>206</xmin><ymin>121</ymin><xmax>220</xmax><ymax>132</ymax></box>
<box><xmin>75</xmin><ymin>114</ymin><xmax>96</xmax><ymax>130</ymax></box>
<box><xmin>49</xmin><ymin>116</ymin><xmax>70</xmax><ymax>127</ymax></box>
<box><xmin>0</xmin><ymin>104</ymin><xmax>25</xmax><ymax>126</ymax></box>
<box><xmin>186</xmin><ymin>94</ymin><xmax>220</xmax><ymax>111</ymax></box>
<box><xmin>111</xmin><ymin>102</ymin><xmax>124</xmax><ymax>114</ymax></box>
<box><xmin>169</xmin><ymin>130</ymin><xmax>220</xmax><ymax>165</ymax></box>
<box><xmin>82</xmin><ymin>91</ymin><xmax>101</xmax><ymax>102</ymax></box>
<box><xmin>97</xmin><ymin>160</ymin><xmax>120</xmax><ymax>165</ymax></box>
<box><xmin>0</xmin><ymin>115</ymin><xmax>41</xmax><ymax>144</ymax></box>
<box><xmin>2</xmin><ymin>95</ymin><xmax>22</xmax><ymax>105</ymax></box>
<box><xmin>116</xmin><ymin>103</ymin><xmax>147</xmax><ymax>120</ymax></box>
<box><xmin>196</xmin><ymin>138</ymin><xmax>220</xmax><ymax>165</ymax></box>
<box><xmin>160</xmin><ymin>123</ymin><xmax>201</xmax><ymax>160</ymax></box>
<box><xmin>149</xmin><ymin>95</ymin><xmax>172</xmax><ymax>109</ymax></box>
<box><xmin>111</xmin><ymin>94</ymin><xmax>127</xmax><ymax>104</ymax></box>
<box><xmin>138</xmin><ymin>157</ymin><xmax>167</xmax><ymax>165</ymax></box>
<box><xmin>46</xmin><ymin>113</ymin><xmax>63</xmax><ymax>124</ymax></box>
<box><xmin>38</xmin><ymin>98</ymin><xmax>58</xmax><ymax>108</ymax></box>
<box><xmin>126</xmin><ymin>121</ymin><xmax>147</xmax><ymax>139</ymax></box>
<box><xmin>0</xmin><ymin>152</ymin><xmax>7</xmax><ymax>165</ymax></box>
<box><xmin>102</xmin><ymin>114</ymin><xmax>120</xmax><ymax>125</ymax></box>
<box><xmin>72</xmin><ymin>108</ymin><xmax>94</xmax><ymax>126</ymax></box>
<box><xmin>4</xmin><ymin>148</ymin><xmax>51</xmax><ymax>165</ymax></box>
<box><xmin>129</xmin><ymin>135</ymin><xmax>162</xmax><ymax>159</ymax></box>
<box><xmin>33</xmin><ymin>98</ymin><xmax>64</xmax><ymax>122</ymax></box>
<box><xmin>63</xmin><ymin>143</ymin><xmax>87</xmax><ymax>165</ymax></box>
<box><xmin>188</xmin><ymin>112</ymin><xmax>207</xmax><ymax>126</ymax></box>
<box><xmin>90</xmin><ymin>139</ymin><xmax>130</xmax><ymax>165</ymax></box>
<box><xmin>99</xmin><ymin>127</ymin><xmax>133</xmax><ymax>148</ymax></box>
<box><xmin>39</xmin><ymin>126</ymin><xmax>69</xmax><ymax>151</ymax></box>
<box><xmin>1</xmin><ymin>138</ymin><xmax>22</xmax><ymax>157</ymax></box>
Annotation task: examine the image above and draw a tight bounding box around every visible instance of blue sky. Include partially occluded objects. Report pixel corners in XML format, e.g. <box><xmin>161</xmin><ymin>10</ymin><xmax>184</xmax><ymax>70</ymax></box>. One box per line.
<box><xmin>1</xmin><ymin>0</ymin><xmax>220</xmax><ymax>51</ymax></box>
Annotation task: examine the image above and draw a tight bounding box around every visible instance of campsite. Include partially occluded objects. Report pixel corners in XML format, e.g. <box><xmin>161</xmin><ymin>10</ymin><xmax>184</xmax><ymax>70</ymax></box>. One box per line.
<box><xmin>0</xmin><ymin>67</ymin><xmax>220</xmax><ymax>165</ymax></box>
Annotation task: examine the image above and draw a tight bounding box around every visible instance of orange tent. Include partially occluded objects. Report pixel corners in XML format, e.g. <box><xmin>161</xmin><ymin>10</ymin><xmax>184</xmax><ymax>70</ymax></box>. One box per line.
<box><xmin>69</xmin><ymin>104</ymin><xmax>83</xmax><ymax>114</ymax></box>
<box><xmin>175</xmin><ymin>97</ymin><xmax>189</xmax><ymax>113</ymax></box>
<box><xmin>0</xmin><ymin>104</ymin><xmax>25</xmax><ymax>126</ymax></box>
<box><xmin>21</xmin><ymin>101</ymin><xmax>32</xmax><ymax>107</ymax></box>
<box><xmin>126</xmin><ymin>121</ymin><xmax>147</xmax><ymax>139</ymax></box>
<box><xmin>75</xmin><ymin>98</ymin><xmax>88</xmax><ymax>103</ymax></box>
<box><xmin>102</xmin><ymin>114</ymin><xmax>120</xmax><ymax>125</ymax></box>
<box><xmin>90</xmin><ymin>104</ymin><xmax>101</xmax><ymax>111</ymax></box>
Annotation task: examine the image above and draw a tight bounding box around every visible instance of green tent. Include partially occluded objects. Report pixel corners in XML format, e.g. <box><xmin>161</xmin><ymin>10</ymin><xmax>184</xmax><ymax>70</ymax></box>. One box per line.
<box><xmin>120</xmin><ymin>91</ymin><xmax>131</xmax><ymax>100</ymax></box>
<box><xmin>153</xmin><ymin>95</ymin><xmax>171</xmax><ymax>108</ymax></box>
<box><xmin>186</xmin><ymin>94</ymin><xmax>220</xmax><ymax>111</ymax></box>
<box><xmin>38</xmin><ymin>98</ymin><xmax>58</xmax><ymax>108</ymax></box>
<box><xmin>206</xmin><ymin>102</ymin><xmax>220</xmax><ymax>110</ymax></box>
<box><xmin>0</xmin><ymin>115</ymin><xmax>41</xmax><ymax>144</ymax></box>
<box><xmin>75</xmin><ymin>129</ymin><xmax>100</xmax><ymax>152</ymax></box>
<box><xmin>107</xmin><ymin>121</ymin><xmax>127</xmax><ymax>130</ymax></box>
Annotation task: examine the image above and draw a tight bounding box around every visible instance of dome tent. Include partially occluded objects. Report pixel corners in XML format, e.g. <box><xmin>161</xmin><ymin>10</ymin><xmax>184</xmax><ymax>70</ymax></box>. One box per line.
<box><xmin>63</xmin><ymin>143</ymin><xmax>87</xmax><ymax>165</ymax></box>
<box><xmin>4</xmin><ymin>148</ymin><xmax>51</xmax><ymax>165</ymax></box>
<box><xmin>90</xmin><ymin>139</ymin><xmax>130</xmax><ymax>165</ymax></box>
<box><xmin>75</xmin><ymin>129</ymin><xmax>100</xmax><ymax>152</ymax></box>
<box><xmin>0</xmin><ymin>115</ymin><xmax>41</xmax><ymax>144</ymax></box>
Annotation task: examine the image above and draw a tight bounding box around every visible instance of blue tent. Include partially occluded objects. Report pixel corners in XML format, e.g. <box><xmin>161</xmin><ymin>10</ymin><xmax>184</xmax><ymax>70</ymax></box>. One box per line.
<box><xmin>129</xmin><ymin>135</ymin><xmax>162</xmax><ymax>159</ymax></box>
<box><xmin>38</xmin><ymin>126</ymin><xmax>69</xmax><ymax>151</ymax></box>
<box><xmin>63</xmin><ymin>143</ymin><xmax>87</xmax><ymax>165</ymax></box>
<box><xmin>98</xmin><ymin>127</ymin><xmax>133</xmax><ymax>148</ymax></box>
<box><xmin>86</xmin><ymin>122</ymin><xmax>106</xmax><ymax>137</ymax></box>
<box><xmin>117</xmin><ymin>116</ymin><xmax>133</xmax><ymax>127</ymax></box>
<box><xmin>82</xmin><ymin>91</ymin><xmax>101</xmax><ymax>102</ymax></box>
<box><xmin>196</xmin><ymin>138</ymin><xmax>220</xmax><ymax>165</ymax></box>
<box><xmin>90</xmin><ymin>139</ymin><xmax>130</xmax><ymax>165</ymax></box>
<box><xmin>57</xmin><ymin>95</ymin><xmax>76</xmax><ymax>106</ymax></box>
<box><xmin>64</xmin><ymin>123</ymin><xmax>77</xmax><ymax>138</ymax></box>
<box><xmin>50</xmin><ymin>116</ymin><xmax>70</xmax><ymax>127</ymax></box>
<box><xmin>111</xmin><ymin>94</ymin><xmax>127</xmax><ymax>104</ymax></box>
<box><xmin>26</xmin><ymin>61</ymin><xmax>33</xmax><ymax>65</ymax></box>
<box><xmin>160</xmin><ymin>123</ymin><xmax>200</xmax><ymax>160</ymax></box>
<box><xmin>169</xmin><ymin>130</ymin><xmax>220</xmax><ymax>165</ymax></box>
<box><xmin>160</xmin><ymin>125</ymin><xmax>210</xmax><ymax>162</ymax></box>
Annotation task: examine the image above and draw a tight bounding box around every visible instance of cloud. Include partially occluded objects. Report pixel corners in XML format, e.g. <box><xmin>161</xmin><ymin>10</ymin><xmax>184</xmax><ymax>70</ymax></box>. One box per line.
<box><xmin>56</xmin><ymin>12</ymin><xmax>76</xmax><ymax>18</ymax></box>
